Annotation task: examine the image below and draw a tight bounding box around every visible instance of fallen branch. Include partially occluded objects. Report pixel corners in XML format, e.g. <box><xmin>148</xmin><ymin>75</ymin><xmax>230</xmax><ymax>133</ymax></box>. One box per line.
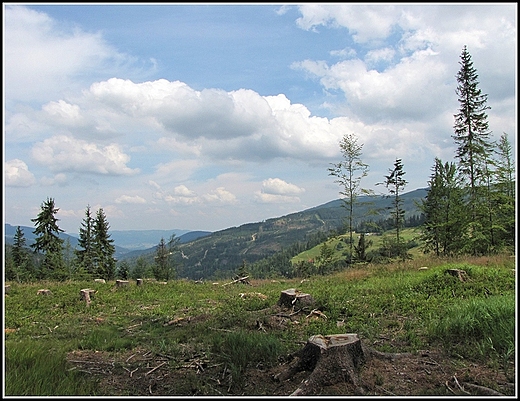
<box><xmin>222</xmin><ymin>276</ymin><xmax>250</xmax><ymax>286</ymax></box>
<box><xmin>461</xmin><ymin>382</ymin><xmax>505</xmax><ymax>396</ymax></box>
<box><xmin>145</xmin><ymin>361</ymin><xmax>167</xmax><ymax>376</ymax></box>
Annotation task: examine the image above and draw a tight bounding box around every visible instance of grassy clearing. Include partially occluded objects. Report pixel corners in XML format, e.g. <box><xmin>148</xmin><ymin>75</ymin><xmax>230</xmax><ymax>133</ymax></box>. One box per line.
<box><xmin>4</xmin><ymin>253</ymin><xmax>516</xmax><ymax>395</ymax></box>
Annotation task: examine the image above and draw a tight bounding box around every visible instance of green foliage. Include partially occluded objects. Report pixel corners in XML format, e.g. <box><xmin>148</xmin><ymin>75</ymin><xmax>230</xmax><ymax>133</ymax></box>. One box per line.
<box><xmin>4</xmin><ymin>255</ymin><xmax>515</xmax><ymax>396</ymax></box>
<box><xmin>5</xmin><ymin>339</ymin><xmax>99</xmax><ymax>395</ymax></box>
<box><xmin>209</xmin><ymin>330</ymin><xmax>286</xmax><ymax>384</ymax></box>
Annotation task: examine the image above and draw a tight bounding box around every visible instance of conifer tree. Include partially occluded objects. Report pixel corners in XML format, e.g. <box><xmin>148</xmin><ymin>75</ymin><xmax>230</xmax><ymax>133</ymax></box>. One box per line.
<box><xmin>419</xmin><ymin>158</ymin><xmax>466</xmax><ymax>256</ymax></box>
<box><xmin>93</xmin><ymin>208</ymin><xmax>116</xmax><ymax>280</ymax></box>
<box><xmin>452</xmin><ymin>46</ymin><xmax>495</xmax><ymax>255</ymax></box>
<box><xmin>492</xmin><ymin>132</ymin><xmax>516</xmax><ymax>249</ymax></box>
<box><xmin>31</xmin><ymin>197</ymin><xmax>66</xmax><ymax>280</ymax></box>
<box><xmin>153</xmin><ymin>237</ymin><xmax>171</xmax><ymax>281</ymax></box>
<box><xmin>328</xmin><ymin>133</ymin><xmax>370</xmax><ymax>263</ymax></box>
<box><xmin>75</xmin><ymin>205</ymin><xmax>96</xmax><ymax>276</ymax></box>
<box><xmin>382</xmin><ymin>158</ymin><xmax>408</xmax><ymax>248</ymax></box>
<box><xmin>10</xmin><ymin>226</ymin><xmax>34</xmax><ymax>282</ymax></box>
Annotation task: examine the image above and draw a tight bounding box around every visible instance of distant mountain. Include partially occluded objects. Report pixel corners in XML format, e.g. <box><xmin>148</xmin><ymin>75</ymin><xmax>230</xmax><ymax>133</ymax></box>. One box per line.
<box><xmin>122</xmin><ymin>188</ymin><xmax>428</xmax><ymax>280</ymax></box>
<box><xmin>4</xmin><ymin>224</ymin><xmax>212</xmax><ymax>258</ymax></box>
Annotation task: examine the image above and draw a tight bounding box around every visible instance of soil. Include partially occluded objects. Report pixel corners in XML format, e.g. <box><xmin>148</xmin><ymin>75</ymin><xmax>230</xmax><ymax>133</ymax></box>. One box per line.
<box><xmin>67</xmin><ymin>338</ymin><xmax>515</xmax><ymax>397</ymax></box>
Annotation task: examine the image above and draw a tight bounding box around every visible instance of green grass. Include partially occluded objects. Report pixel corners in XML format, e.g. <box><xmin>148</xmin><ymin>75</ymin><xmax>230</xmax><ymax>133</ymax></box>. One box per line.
<box><xmin>4</xmin><ymin>253</ymin><xmax>516</xmax><ymax>395</ymax></box>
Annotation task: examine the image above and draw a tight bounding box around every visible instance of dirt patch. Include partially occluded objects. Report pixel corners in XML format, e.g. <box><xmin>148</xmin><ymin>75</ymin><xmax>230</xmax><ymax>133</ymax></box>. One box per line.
<box><xmin>67</xmin><ymin>341</ymin><xmax>515</xmax><ymax>396</ymax></box>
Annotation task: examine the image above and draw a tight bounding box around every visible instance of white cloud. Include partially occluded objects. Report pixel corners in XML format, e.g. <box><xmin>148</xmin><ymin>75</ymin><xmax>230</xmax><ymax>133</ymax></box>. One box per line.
<box><xmin>31</xmin><ymin>135</ymin><xmax>140</xmax><ymax>176</ymax></box>
<box><xmin>4</xmin><ymin>6</ymin><xmax>115</xmax><ymax>102</ymax></box>
<box><xmin>261</xmin><ymin>178</ymin><xmax>305</xmax><ymax>195</ymax></box>
<box><xmin>202</xmin><ymin>187</ymin><xmax>237</xmax><ymax>204</ymax></box>
<box><xmin>4</xmin><ymin>159</ymin><xmax>36</xmax><ymax>187</ymax></box>
<box><xmin>115</xmin><ymin>195</ymin><xmax>147</xmax><ymax>204</ymax></box>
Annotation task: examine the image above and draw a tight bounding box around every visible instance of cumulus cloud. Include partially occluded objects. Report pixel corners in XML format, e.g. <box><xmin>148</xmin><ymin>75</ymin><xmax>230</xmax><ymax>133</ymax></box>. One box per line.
<box><xmin>4</xmin><ymin>159</ymin><xmax>36</xmax><ymax>187</ymax></box>
<box><xmin>202</xmin><ymin>187</ymin><xmax>237</xmax><ymax>204</ymax></box>
<box><xmin>115</xmin><ymin>195</ymin><xmax>147</xmax><ymax>204</ymax></box>
<box><xmin>254</xmin><ymin>178</ymin><xmax>305</xmax><ymax>204</ymax></box>
<box><xmin>261</xmin><ymin>178</ymin><xmax>305</xmax><ymax>195</ymax></box>
<box><xmin>31</xmin><ymin>135</ymin><xmax>140</xmax><ymax>176</ymax></box>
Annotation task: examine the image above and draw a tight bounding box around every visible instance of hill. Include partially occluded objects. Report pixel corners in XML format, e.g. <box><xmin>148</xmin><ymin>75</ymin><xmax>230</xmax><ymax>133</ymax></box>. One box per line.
<box><xmin>153</xmin><ymin>188</ymin><xmax>429</xmax><ymax>279</ymax></box>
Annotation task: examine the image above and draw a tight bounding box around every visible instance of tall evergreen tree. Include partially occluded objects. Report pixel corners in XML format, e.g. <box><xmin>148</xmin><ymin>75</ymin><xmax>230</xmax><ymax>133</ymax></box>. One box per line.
<box><xmin>153</xmin><ymin>237</ymin><xmax>172</xmax><ymax>281</ymax></box>
<box><xmin>452</xmin><ymin>46</ymin><xmax>495</xmax><ymax>255</ymax></box>
<box><xmin>492</xmin><ymin>132</ymin><xmax>516</xmax><ymax>249</ymax></box>
<box><xmin>10</xmin><ymin>226</ymin><xmax>34</xmax><ymax>282</ymax></box>
<box><xmin>31</xmin><ymin>197</ymin><xmax>66</xmax><ymax>280</ymax></box>
<box><xmin>93</xmin><ymin>208</ymin><xmax>116</xmax><ymax>280</ymax></box>
<box><xmin>75</xmin><ymin>205</ymin><xmax>96</xmax><ymax>276</ymax></box>
<box><xmin>328</xmin><ymin>133</ymin><xmax>370</xmax><ymax>263</ymax></box>
<box><xmin>383</xmin><ymin>158</ymin><xmax>408</xmax><ymax>245</ymax></box>
<box><xmin>419</xmin><ymin>158</ymin><xmax>466</xmax><ymax>256</ymax></box>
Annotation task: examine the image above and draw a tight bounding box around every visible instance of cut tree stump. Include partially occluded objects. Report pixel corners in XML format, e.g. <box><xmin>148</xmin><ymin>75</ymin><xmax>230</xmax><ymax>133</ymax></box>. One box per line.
<box><xmin>446</xmin><ymin>268</ymin><xmax>469</xmax><ymax>282</ymax></box>
<box><xmin>136</xmin><ymin>279</ymin><xmax>143</xmax><ymax>286</ymax></box>
<box><xmin>278</xmin><ymin>289</ymin><xmax>315</xmax><ymax>309</ymax></box>
<box><xmin>116</xmin><ymin>280</ymin><xmax>130</xmax><ymax>287</ymax></box>
<box><xmin>80</xmin><ymin>289</ymin><xmax>96</xmax><ymax>307</ymax></box>
<box><xmin>37</xmin><ymin>289</ymin><xmax>52</xmax><ymax>296</ymax></box>
<box><xmin>277</xmin><ymin>333</ymin><xmax>413</xmax><ymax>396</ymax></box>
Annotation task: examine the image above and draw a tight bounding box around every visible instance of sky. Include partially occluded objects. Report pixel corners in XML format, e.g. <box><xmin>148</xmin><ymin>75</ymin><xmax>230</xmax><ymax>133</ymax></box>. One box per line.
<box><xmin>3</xmin><ymin>3</ymin><xmax>517</xmax><ymax>234</ymax></box>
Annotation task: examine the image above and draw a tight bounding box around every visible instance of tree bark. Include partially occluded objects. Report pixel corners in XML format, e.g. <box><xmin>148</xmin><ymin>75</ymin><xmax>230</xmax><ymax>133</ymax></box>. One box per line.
<box><xmin>80</xmin><ymin>289</ymin><xmax>96</xmax><ymax>307</ymax></box>
<box><xmin>116</xmin><ymin>280</ymin><xmax>130</xmax><ymax>287</ymax></box>
<box><xmin>278</xmin><ymin>289</ymin><xmax>315</xmax><ymax>309</ymax></box>
<box><xmin>277</xmin><ymin>334</ymin><xmax>366</xmax><ymax>396</ymax></box>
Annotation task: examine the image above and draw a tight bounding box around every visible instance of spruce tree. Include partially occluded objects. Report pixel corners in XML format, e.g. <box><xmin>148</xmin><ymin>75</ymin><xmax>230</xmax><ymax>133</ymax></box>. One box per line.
<box><xmin>75</xmin><ymin>205</ymin><xmax>96</xmax><ymax>277</ymax></box>
<box><xmin>419</xmin><ymin>158</ymin><xmax>466</xmax><ymax>256</ymax></box>
<box><xmin>31</xmin><ymin>197</ymin><xmax>66</xmax><ymax>280</ymax></box>
<box><xmin>382</xmin><ymin>158</ymin><xmax>408</xmax><ymax>251</ymax></box>
<box><xmin>153</xmin><ymin>237</ymin><xmax>171</xmax><ymax>281</ymax></box>
<box><xmin>452</xmin><ymin>46</ymin><xmax>495</xmax><ymax>255</ymax></box>
<box><xmin>492</xmin><ymin>132</ymin><xmax>516</xmax><ymax>249</ymax></box>
<box><xmin>10</xmin><ymin>226</ymin><xmax>34</xmax><ymax>282</ymax></box>
<box><xmin>93</xmin><ymin>208</ymin><xmax>116</xmax><ymax>280</ymax></box>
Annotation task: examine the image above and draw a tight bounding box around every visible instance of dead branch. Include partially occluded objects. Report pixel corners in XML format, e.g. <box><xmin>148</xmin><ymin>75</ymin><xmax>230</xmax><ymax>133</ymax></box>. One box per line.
<box><xmin>145</xmin><ymin>361</ymin><xmax>167</xmax><ymax>376</ymax></box>
<box><xmin>222</xmin><ymin>276</ymin><xmax>250</xmax><ymax>286</ymax></box>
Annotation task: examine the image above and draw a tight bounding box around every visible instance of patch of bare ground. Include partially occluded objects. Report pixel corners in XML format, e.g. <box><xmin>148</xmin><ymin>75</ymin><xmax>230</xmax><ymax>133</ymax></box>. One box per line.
<box><xmin>67</xmin><ymin>339</ymin><xmax>515</xmax><ymax>396</ymax></box>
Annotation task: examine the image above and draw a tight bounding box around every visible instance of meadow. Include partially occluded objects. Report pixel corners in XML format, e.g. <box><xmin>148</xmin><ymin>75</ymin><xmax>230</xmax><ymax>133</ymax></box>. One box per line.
<box><xmin>4</xmin><ymin>253</ymin><xmax>516</xmax><ymax>396</ymax></box>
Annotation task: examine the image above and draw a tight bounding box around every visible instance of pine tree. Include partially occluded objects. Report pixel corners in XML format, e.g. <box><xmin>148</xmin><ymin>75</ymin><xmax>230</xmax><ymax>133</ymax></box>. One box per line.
<box><xmin>452</xmin><ymin>46</ymin><xmax>495</xmax><ymax>255</ymax></box>
<box><xmin>31</xmin><ymin>197</ymin><xmax>66</xmax><ymax>280</ymax></box>
<box><xmin>328</xmin><ymin>133</ymin><xmax>371</xmax><ymax>263</ymax></box>
<box><xmin>93</xmin><ymin>208</ymin><xmax>116</xmax><ymax>280</ymax></box>
<box><xmin>75</xmin><ymin>205</ymin><xmax>96</xmax><ymax>277</ymax></box>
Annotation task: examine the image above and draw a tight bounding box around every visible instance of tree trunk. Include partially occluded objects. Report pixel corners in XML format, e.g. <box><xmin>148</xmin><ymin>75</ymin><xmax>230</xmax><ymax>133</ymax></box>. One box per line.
<box><xmin>278</xmin><ymin>289</ymin><xmax>315</xmax><ymax>309</ymax></box>
<box><xmin>277</xmin><ymin>334</ymin><xmax>366</xmax><ymax>396</ymax></box>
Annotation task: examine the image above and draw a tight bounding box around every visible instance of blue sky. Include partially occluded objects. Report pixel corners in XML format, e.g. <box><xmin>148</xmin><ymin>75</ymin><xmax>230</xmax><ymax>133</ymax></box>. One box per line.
<box><xmin>3</xmin><ymin>3</ymin><xmax>517</xmax><ymax>233</ymax></box>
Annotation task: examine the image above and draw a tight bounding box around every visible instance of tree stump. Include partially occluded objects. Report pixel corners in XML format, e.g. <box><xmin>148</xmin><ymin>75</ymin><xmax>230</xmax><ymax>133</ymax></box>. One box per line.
<box><xmin>277</xmin><ymin>334</ymin><xmax>367</xmax><ymax>396</ymax></box>
<box><xmin>136</xmin><ymin>279</ymin><xmax>143</xmax><ymax>286</ymax></box>
<box><xmin>94</xmin><ymin>278</ymin><xmax>106</xmax><ymax>284</ymax></box>
<box><xmin>80</xmin><ymin>289</ymin><xmax>96</xmax><ymax>307</ymax></box>
<box><xmin>278</xmin><ymin>289</ymin><xmax>315</xmax><ymax>309</ymax></box>
<box><xmin>116</xmin><ymin>279</ymin><xmax>130</xmax><ymax>287</ymax></box>
<box><xmin>5</xmin><ymin>285</ymin><xmax>10</xmax><ymax>294</ymax></box>
<box><xmin>37</xmin><ymin>289</ymin><xmax>52</xmax><ymax>296</ymax></box>
<box><xmin>446</xmin><ymin>268</ymin><xmax>468</xmax><ymax>282</ymax></box>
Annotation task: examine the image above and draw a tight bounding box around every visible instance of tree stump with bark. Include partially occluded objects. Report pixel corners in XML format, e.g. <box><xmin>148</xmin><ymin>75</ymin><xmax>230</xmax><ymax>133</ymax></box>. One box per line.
<box><xmin>116</xmin><ymin>279</ymin><xmax>130</xmax><ymax>287</ymax></box>
<box><xmin>136</xmin><ymin>279</ymin><xmax>143</xmax><ymax>286</ymax></box>
<box><xmin>37</xmin><ymin>289</ymin><xmax>52</xmax><ymax>296</ymax></box>
<box><xmin>276</xmin><ymin>334</ymin><xmax>366</xmax><ymax>396</ymax></box>
<box><xmin>277</xmin><ymin>333</ymin><xmax>414</xmax><ymax>396</ymax></box>
<box><xmin>278</xmin><ymin>288</ymin><xmax>315</xmax><ymax>309</ymax></box>
<box><xmin>5</xmin><ymin>285</ymin><xmax>10</xmax><ymax>294</ymax></box>
<box><xmin>446</xmin><ymin>268</ymin><xmax>469</xmax><ymax>282</ymax></box>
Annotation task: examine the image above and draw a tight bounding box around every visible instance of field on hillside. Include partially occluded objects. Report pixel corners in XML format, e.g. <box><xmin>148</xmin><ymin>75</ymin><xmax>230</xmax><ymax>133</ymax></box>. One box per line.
<box><xmin>4</xmin><ymin>254</ymin><xmax>516</xmax><ymax>396</ymax></box>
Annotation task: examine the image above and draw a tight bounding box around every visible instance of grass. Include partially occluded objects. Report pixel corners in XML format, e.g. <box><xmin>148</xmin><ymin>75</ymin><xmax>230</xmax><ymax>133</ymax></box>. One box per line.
<box><xmin>4</xmin><ymin>253</ymin><xmax>516</xmax><ymax>395</ymax></box>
